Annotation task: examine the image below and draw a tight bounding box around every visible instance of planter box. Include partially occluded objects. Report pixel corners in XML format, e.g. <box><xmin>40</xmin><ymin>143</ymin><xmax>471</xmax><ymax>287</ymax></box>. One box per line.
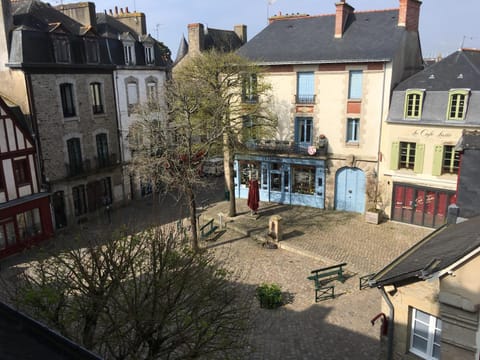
<box><xmin>365</xmin><ymin>210</ymin><xmax>381</xmax><ymax>225</ymax></box>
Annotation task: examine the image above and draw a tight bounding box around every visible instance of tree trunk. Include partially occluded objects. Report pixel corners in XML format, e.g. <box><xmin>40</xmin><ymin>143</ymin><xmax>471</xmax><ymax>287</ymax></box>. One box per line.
<box><xmin>223</xmin><ymin>132</ymin><xmax>236</xmax><ymax>217</ymax></box>
<box><xmin>187</xmin><ymin>187</ymin><xmax>199</xmax><ymax>251</ymax></box>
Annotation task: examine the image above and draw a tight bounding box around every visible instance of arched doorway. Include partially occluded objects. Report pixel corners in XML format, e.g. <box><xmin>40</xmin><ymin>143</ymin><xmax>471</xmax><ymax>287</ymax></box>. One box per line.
<box><xmin>335</xmin><ymin>167</ymin><xmax>366</xmax><ymax>213</ymax></box>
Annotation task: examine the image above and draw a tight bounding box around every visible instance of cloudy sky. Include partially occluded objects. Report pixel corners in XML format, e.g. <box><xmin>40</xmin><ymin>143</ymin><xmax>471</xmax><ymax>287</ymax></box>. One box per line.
<box><xmin>86</xmin><ymin>0</ymin><xmax>479</xmax><ymax>60</ymax></box>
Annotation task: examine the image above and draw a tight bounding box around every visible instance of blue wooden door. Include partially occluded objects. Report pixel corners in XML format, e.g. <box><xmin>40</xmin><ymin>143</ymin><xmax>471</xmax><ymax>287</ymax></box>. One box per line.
<box><xmin>335</xmin><ymin>167</ymin><xmax>366</xmax><ymax>213</ymax></box>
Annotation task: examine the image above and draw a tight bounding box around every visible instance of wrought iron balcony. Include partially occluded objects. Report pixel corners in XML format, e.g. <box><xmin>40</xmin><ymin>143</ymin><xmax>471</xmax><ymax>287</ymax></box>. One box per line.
<box><xmin>244</xmin><ymin>139</ymin><xmax>327</xmax><ymax>156</ymax></box>
<box><xmin>295</xmin><ymin>94</ymin><xmax>316</xmax><ymax>105</ymax></box>
<box><xmin>65</xmin><ymin>159</ymin><xmax>91</xmax><ymax>177</ymax></box>
<box><xmin>95</xmin><ymin>153</ymin><xmax>118</xmax><ymax>169</ymax></box>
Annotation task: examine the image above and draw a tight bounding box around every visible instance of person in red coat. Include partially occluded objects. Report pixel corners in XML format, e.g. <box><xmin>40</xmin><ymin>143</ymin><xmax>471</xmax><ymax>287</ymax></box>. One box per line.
<box><xmin>247</xmin><ymin>179</ymin><xmax>260</xmax><ymax>215</ymax></box>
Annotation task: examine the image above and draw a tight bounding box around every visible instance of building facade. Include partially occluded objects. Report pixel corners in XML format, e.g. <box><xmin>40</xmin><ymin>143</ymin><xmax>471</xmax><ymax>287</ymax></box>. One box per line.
<box><xmin>236</xmin><ymin>0</ymin><xmax>423</xmax><ymax>212</ymax></box>
<box><xmin>379</xmin><ymin>49</ymin><xmax>480</xmax><ymax>227</ymax></box>
<box><xmin>0</xmin><ymin>96</ymin><xmax>53</xmax><ymax>258</ymax></box>
<box><xmin>96</xmin><ymin>7</ymin><xmax>171</xmax><ymax>199</ymax></box>
<box><xmin>0</xmin><ymin>0</ymin><xmax>123</xmax><ymax>229</ymax></box>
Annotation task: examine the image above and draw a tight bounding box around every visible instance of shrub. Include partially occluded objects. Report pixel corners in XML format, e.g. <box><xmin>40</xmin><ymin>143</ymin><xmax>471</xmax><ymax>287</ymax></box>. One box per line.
<box><xmin>256</xmin><ymin>283</ymin><xmax>283</xmax><ymax>309</ymax></box>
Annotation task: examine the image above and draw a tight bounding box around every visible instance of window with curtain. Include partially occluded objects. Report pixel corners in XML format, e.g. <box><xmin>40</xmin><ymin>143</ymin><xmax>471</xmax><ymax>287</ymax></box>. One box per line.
<box><xmin>295</xmin><ymin>117</ymin><xmax>313</xmax><ymax>147</ymax></box>
<box><xmin>346</xmin><ymin>118</ymin><xmax>360</xmax><ymax>143</ymax></box>
<box><xmin>90</xmin><ymin>82</ymin><xmax>104</xmax><ymax>114</ymax></box>
<box><xmin>348</xmin><ymin>70</ymin><xmax>363</xmax><ymax>99</ymax></box>
<box><xmin>410</xmin><ymin>308</ymin><xmax>441</xmax><ymax>360</ymax></box>
<box><xmin>296</xmin><ymin>72</ymin><xmax>315</xmax><ymax>104</ymax></box>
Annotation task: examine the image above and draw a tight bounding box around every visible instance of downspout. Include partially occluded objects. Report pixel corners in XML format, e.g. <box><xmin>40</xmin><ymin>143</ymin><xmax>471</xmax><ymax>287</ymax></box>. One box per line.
<box><xmin>379</xmin><ymin>286</ymin><xmax>394</xmax><ymax>360</ymax></box>
<box><xmin>375</xmin><ymin>63</ymin><xmax>387</xmax><ymax>197</ymax></box>
<box><xmin>106</xmin><ymin>37</ymin><xmax>127</xmax><ymax>203</ymax></box>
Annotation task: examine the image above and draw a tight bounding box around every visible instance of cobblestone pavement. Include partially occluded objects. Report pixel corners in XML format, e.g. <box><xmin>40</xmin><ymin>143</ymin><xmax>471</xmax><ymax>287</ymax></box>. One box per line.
<box><xmin>1</xmin><ymin>183</ymin><xmax>432</xmax><ymax>360</ymax></box>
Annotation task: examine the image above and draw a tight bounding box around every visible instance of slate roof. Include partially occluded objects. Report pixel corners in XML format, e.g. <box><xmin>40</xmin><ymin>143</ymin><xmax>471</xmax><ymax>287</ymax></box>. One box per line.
<box><xmin>395</xmin><ymin>49</ymin><xmax>480</xmax><ymax>91</ymax></box>
<box><xmin>237</xmin><ymin>9</ymin><xmax>406</xmax><ymax>64</ymax></box>
<box><xmin>370</xmin><ymin>216</ymin><xmax>480</xmax><ymax>287</ymax></box>
<box><xmin>0</xmin><ymin>301</ymin><xmax>102</xmax><ymax>360</ymax></box>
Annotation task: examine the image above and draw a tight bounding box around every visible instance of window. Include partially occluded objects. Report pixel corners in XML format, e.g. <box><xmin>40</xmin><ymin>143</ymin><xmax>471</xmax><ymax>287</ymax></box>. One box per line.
<box><xmin>16</xmin><ymin>208</ymin><xmax>41</xmax><ymax>241</ymax></box>
<box><xmin>90</xmin><ymin>82</ymin><xmax>104</xmax><ymax>114</ymax></box>
<box><xmin>96</xmin><ymin>133</ymin><xmax>109</xmax><ymax>168</ymax></box>
<box><xmin>85</xmin><ymin>38</ymin><xmax>99</xmax><ymax>63</ymax></box>
<box><xmin>127</xmin><ymin>82</ymin><xmax>139</xmax><ymax>109</ymax></box>
<box><xmin>410</xmin><ymin>308</ymin><xmax>441</xmax><ymax>360</ymax></box>
<box><xmin>242</xmin><ymin>115</ymin><xmax>259</xmax><ymax>141</ymax></box>
<box><xmin>0</xmin><ymin>220</ymin><xmax>16</xmax><ymax>250</ymax></box>
<box><xmin>404</xmin><ymin>90</ymin><xmax>424</xmax><ymax>119</ymax></box>
<box><xmin>442</xmin><ymin>145</ymin><xmax>460</xmax><ymax>174</ymax></box>
<box><xmin>145</xmin><ymin>45</ymin><xmax>154</xmax><ymax>64</ymax></box>
<box><xmin>146</xmin><ymin>81</ymin><xmax>158</xmax><ymax>102</ymax></box>
<box><xmin>53</xmin><ymin>36</ymin><xmax>71</xmax><ymax>63</ymax></box>
<box><xmin>346</xmin><ymin>118</ymin><xmax>360</xmax><ymax>143</ymax></box>
<box><xmin>242</xmin><ymin>74</ymin><xmax>258</xmax><ymax>103</ymax></box>
<box><xmin>67</xmin><ymin>138</ymin><xmax>83</xmax><ymax>175</ymax></box>
<box><xmin>447</xmin><ymin>89</ymin><xmax>469</xmax><ymax>120</ymax></box>
<box><xmin>124</xmin><ymin>43</ymin><xmax>135</xmax><ymax>65</ymax></box>
<box><xmin>72</xmin><ymin>185</ymin><xmax>87</xmax><ymax>216</ymax></box>
<box><xmin>60</xmin><ymin>83</ymin><xmax>76</xmax><ymax>117</ymax></box>
<box><xmin>296</xmin><ymin>72</ymin><xmax>315</xmax><ymax>104</ymax></box>
<box><xmin>348</xmin><ymin>70</ymin><xmax>363</xmax><ymax>99</ymax></box>
<box><xmin>399</xmin><ymin>142</ymin><xmax>416</xmax><ymax>169</ymax></box>
<box><xmin>13</xmin><ymin>158</ymin><xmax>30</xmax><ymax>185</ymax></box>
<box><xmin>292</xmin><ymin>165</ymin><xmax>315</xmax><ymax>195</ymax></box>
<box><xmin>295</xmin><ymin>117</ymin><xmax>313</xmax><ymax>147</ymax></box>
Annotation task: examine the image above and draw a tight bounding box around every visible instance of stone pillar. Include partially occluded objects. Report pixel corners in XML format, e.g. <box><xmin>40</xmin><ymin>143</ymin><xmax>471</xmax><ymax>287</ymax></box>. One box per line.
<box><xmin>268</xmin><ymin>215</ymin><xmax>283</xmax><ymax>242</ymax></box>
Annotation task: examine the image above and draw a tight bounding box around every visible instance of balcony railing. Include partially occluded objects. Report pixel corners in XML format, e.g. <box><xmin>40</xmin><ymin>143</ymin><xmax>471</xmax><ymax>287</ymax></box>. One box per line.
<box><xmin>65</xmin><ymin>159</ymin><xmax>91</xmax><ymax>177</ymax></box>
<box><xmin>95</xmin><ymin>153</ymin><xmax>117</xmax><ymax>169</ymax></box>
<box><xmin>295</xmin><ymin>94</ymin><xmax>316</xmax><ymax>105</ymax></box>
<box><xmin>244</xmin><ymin>139</ymin><xmax>327</xmax><ymax>156</ymax></box>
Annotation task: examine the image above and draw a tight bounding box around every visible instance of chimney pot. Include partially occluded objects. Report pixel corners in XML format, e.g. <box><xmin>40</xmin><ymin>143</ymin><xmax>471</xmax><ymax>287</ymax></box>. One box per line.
<box><xmin>126</xmin><ymin>6</ymin><xmax>129</xmax><ymax>13</ymax></box>
<box><xmin>115</xmin><ymin>6</ymin><xmax>118</xmax><ymax>15</ymax></box>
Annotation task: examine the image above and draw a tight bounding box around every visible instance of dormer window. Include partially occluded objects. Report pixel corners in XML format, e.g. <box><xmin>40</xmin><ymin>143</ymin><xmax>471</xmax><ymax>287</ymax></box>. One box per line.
<box><xmin>85</xmin><ymin>38</ymin><xmax>99</xmax><ymax>64</ymax></box>
<box><xmin>145</xmin><ymin>45</ymin><xmax>155</xmax><ymax>65</ymax></box>
<box><xmin>124</xmin><ymin>43</ymin><xmax>135</xmax><ymax>65</ymax></box>
<box><xmin>53</xmin><ymin>36</ymin><xmax>71</xmax><ymax>63</ymax></box>
<box><xmin>447</xmin><ymin>89</ymin><xmax>469</xmax><ymax>120</ymax></box>
<box><xmin>404</xmin><ymin>89</ymin><xmax>424</xmax><ymax>120</ymax></box>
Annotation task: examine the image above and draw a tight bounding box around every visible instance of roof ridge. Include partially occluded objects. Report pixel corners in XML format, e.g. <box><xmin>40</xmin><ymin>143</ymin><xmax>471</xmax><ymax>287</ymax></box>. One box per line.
<box><xmin>269</xmin><ymin>7</ymin><xmax>398</xmax><ymax>22</ymax></box>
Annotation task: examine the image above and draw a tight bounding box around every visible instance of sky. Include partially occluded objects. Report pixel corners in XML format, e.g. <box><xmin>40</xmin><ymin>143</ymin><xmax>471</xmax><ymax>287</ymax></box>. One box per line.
<box><xmin>75</xmin><ymin>0</ymin><xmax>480</xmax><ymax>60</ymax></box>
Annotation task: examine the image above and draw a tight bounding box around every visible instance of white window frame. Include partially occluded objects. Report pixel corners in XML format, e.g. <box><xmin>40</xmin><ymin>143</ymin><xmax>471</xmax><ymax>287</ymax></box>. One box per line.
<box><xmin>124</xmin><ymin>42</ymin><xmax>136</xmax><ymax>65</ymax></box>
<box><xmin>144</xmin><ymin>45</ymin><xmax>154</xmax><ymax>64</ymax></box>
<box><xmin>346</xmin><ymin>118</ymin><xmax>360</xmax><ymax>143</ymax></box>
<box><xmin>410</xmin><ymin>308</ymin><xmax>442</xmax><ymax>360</ymax></box>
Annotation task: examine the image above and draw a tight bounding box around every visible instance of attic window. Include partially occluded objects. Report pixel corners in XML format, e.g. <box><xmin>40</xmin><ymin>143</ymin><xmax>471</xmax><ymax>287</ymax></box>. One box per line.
<box><xmin>85</xmin><ymin>38</ymin><xmax>99</xmax><ymax>64</ymax></box>
<box><xmin>144</xmin><ymin>45</ymin><xmax>154</xmax><ymax>65</ymax></box>
<box><xmin>53</xmin><ymin>36</ymin><xmax>71</xmax><ymax>63</ymax></box>
<box><xmin>124</xmin><ymin>42</ymin><xmax>136</xmax><ymax>65</ymax></box>
<box><xmin>457</xmin><ymin>73</ymin><xmax>463</xmax><ymax>79</ymax></box>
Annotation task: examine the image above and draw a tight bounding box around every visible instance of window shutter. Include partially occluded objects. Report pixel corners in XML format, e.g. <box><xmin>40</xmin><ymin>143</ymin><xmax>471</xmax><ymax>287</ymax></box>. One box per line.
<box><xmin>414</xmin><ymin>143</ymin><xmax>425</xmax><ymax>173</ymax></box>
<box><xmin>297</xmin><ymin>72</ymin><xmax>314</xmax><ymax>97</ymax></box>
<box><xmin>432</xmin><ymin>145</ymin><xmax>443</xmax><ymax>176</ymax></box>
<box><xmin>390</xmin><ymin>142</ymin><xmax>400</xmax><ymax>170</ymax></box>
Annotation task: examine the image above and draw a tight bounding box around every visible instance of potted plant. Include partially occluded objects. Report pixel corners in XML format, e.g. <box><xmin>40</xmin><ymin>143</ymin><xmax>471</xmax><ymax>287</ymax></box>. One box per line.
<box><xmin>365</xmin><ymin>174</ymin><xmax>385</xmax><ymax>225</ymax></box>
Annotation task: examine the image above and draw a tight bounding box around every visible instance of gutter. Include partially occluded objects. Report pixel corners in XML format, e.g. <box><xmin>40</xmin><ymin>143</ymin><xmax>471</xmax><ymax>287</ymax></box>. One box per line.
<box><xmin>380</xmin><ymin>286</ymin><xmax>394</xmax><ymax>360</ymax></box>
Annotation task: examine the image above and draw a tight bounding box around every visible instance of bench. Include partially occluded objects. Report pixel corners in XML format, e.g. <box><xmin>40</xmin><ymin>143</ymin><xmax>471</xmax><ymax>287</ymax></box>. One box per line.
<box><xmin>307</xmin><ymin>263</ymin><xmax>347</xmax><ymax>302</ymax></box>
<box><xmin>200</xmin><ymin>218</ymin><xmax>218</xmax><ymax>239</ymax></box>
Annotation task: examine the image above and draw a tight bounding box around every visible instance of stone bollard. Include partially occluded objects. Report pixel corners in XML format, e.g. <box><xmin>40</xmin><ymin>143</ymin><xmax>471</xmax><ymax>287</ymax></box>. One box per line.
<box><xmin>268</xmin><ymin>215</ymin><xmax>283</xmax><ymax>242</ymax></box>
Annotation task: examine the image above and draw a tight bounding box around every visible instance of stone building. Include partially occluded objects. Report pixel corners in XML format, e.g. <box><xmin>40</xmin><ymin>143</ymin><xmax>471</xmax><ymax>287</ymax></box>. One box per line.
<box><xmin>235</xmin><ymin>0</ymin><xmax>423</xmax><ymax>212</ymax></box>
<box><xmin>0</xmin><ymin>0</ymin><xmax>123</xmax><ymax>229</ymax></box>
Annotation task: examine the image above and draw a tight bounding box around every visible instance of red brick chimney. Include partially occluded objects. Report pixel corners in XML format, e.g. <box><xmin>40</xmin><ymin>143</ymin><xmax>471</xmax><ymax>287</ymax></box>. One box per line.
<box><xmin>398</xmin><ymin>0</ymin><xmax>422</xmax><ymax>32</ymax></box>
<box><xmin>188</xmin><ymin>23</ymin><xmax>205</xmax><ymax>54</ymax></box>
<box><xmin>335</xmin><ymin>0</ymin><xmax>354</xmax><ymax>38</ymax></box>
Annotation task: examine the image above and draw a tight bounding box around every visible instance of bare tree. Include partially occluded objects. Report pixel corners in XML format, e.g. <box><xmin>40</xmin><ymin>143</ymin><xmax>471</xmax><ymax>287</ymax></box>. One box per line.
<box><xmin>174</xmin><ymin>50</ymin><xmax>277</xmax><ymax>217</ymax></box>
<box><xmin>8</xmin><ymin>225</ymin><xmax>251</xmax><ymax>359</ymax></box>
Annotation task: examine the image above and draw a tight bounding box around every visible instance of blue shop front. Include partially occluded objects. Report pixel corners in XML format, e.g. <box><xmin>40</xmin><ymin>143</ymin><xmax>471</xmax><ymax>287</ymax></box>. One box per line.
<box><xmin>234</xmin><ymin>154</ymin><xmax>326</xmax><ymax>208</ymax></box>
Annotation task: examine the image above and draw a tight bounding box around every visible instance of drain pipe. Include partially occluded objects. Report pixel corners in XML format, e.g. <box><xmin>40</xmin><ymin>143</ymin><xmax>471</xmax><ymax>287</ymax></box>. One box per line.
<box><xmin>379</xmin><ymin>286</ymin><xmax>394</xmax><ymax>360</ymax></box>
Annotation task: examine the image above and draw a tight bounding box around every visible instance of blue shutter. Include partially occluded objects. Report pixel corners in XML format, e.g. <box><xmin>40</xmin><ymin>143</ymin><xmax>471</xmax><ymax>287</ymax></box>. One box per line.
<box><xmin>349</xmin><ymin>71</ymin><xmax>363</xmax><ymax>99</ymax></box>
<box><xmin>297</xmin><ymin>72</ymin><xmax>314</xmax><ymax>101</ymax></box>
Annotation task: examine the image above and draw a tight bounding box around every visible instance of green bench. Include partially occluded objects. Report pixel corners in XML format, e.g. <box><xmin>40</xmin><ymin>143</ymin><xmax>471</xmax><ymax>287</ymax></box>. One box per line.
<box><xmin>307</xmin><ymin>262</ymin><xmax>347</xmax><ymax>302</ymax></box>
<box><xmin>200</xmin><ymin>219</ymin><xmax>217</xmax><ymax>239</ymax></box>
